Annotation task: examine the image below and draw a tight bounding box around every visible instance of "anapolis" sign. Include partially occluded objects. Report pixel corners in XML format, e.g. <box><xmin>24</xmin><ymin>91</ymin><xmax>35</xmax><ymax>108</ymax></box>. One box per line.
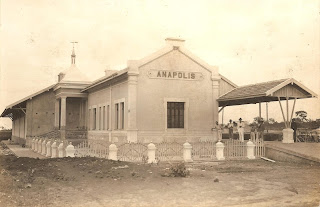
<box><xmin>148</xmin><ymin>70</ymin><xmax>203</xmax><ymax>80</ymax></box>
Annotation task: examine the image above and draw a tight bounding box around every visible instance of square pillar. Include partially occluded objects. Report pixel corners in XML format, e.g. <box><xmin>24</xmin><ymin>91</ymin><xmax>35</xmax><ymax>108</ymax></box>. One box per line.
<box><xmin>127</xmin><ymin>60</ymin><xmax>139</xmax><ymax>143</ymax></box>
<box><xmin>54</xmin><ymin>99</ymin><xmax>60</xmax><ymax>129</ymax></box>
<box><xmin>211</xmin><ymin>74</ymin><xmax>221</xmax><ymax>125</ymax></box>
<box><xmin>60</xmin><ymin>96</ymin><xmax>67</xmax><ymax>139</ymax></box>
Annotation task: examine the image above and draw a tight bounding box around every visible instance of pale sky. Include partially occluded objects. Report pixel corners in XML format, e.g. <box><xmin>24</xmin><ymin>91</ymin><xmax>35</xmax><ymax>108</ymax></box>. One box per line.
<box><xmin>1</xmin><ymin>0</ymin><xmax>319</xmax><ymax>128</ymax></box>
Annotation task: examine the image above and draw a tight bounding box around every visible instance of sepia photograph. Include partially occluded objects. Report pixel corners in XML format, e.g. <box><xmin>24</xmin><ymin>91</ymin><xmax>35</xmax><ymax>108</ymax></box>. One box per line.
<box><xmin>0</xmin><ymin>0</ymin><xmax>319</xmax><ymax>206</ymax></box>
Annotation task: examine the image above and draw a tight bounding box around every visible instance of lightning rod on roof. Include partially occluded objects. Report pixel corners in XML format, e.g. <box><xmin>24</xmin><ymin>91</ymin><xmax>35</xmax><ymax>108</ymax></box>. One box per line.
<box><xmin>71</xmin><ymin>41</ymin><xmax>78</xmax><ymax>65</ymax></box>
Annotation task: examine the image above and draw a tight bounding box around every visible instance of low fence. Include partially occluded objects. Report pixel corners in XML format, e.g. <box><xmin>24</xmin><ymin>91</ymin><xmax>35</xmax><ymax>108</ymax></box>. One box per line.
<box><xmin>156</xmin><ymin>141</ymin><xmax>184</xmax><ymax>161</ymax></box>
<box><xmin>117</xmin><ymin>142</ymin><xmax>148</xmax><ymax>162</ymax></box>
<box><xmin>26</xmin><ymin>137</ymin><xmax>265</xmax><ymax>163</ymax></box>
<box><xmin>75</xmin><ymin>140</ymin><xmax>110</xmax><ymax>158</ymax></box>
<box><xmin>223</xmin><ymin>139</ymin><xmax>247</xmax><ymax>159</ymax></box>
<box><xmin>191</xmin><ymin>141</ymin><xmax>216</xmax><ymax>161</ymax></box>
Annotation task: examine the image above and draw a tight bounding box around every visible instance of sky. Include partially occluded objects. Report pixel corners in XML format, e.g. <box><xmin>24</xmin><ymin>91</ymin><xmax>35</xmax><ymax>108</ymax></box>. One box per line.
<box><xmin>0</xmin><ymin>0</ymin><xmax>319</xmax><ymax>128</ymax></box>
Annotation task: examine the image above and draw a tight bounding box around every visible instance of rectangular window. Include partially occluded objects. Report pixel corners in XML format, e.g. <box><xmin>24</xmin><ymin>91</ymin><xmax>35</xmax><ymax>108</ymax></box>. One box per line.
<box><xmin>115</xmin><ymin>103</ymin><xmax>119</xmax><ymax>129</ymax></box>
<box><xmin>93</xmin><ymin>108</ymin><xmax>96</xmax><ymax>130</ymax></box>
<box><xmin>103</xmin><ymin>106</ymin><xmax>106</xmax><ymax>130</ymax></box>
<box><xmin>115</xmin><ymin>102</ymin><xmax>125</xmax><ymax>130</ymax></box>
<box><xmin>107</xmin><ymin>105</ymin><xmax>110</xmax><ymax>130</ymax></box>
<box><xmin>120</xmin><ymin>102</ymin><xmax>124</xmax><ymax>129</ymax></box>
<box><xmin>167</xmin><ymin>102</ymin><xmax>184</xmax><ymax>128</ymax></box>
<box><xmin>98</xmin><ymin>107</ymin><xmax>101</xmax><ymax>130</ymax></box>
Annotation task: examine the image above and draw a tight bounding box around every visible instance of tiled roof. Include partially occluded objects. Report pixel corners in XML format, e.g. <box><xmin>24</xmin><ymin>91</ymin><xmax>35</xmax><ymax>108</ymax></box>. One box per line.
<box><xmin>218</xmin><ymin>79</ymin><xmax>289</xmax><ymax>101</ymax></box>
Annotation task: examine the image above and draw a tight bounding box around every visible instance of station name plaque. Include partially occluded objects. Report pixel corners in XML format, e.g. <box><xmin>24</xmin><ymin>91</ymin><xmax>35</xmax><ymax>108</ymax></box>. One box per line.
<box><xmin>148</xmin><ymin>70</ymin><xmax>203</xmax><ymax>81</ymax></box>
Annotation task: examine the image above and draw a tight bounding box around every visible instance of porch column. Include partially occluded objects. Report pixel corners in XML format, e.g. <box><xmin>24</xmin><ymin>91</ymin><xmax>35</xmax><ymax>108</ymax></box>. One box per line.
<box><xmin>60</xmin><ymin>96</ymin><xmax>67</xmax><ymax>139</ymax></box>
<box><xmin>127</xmin><ymin>60</ymin><xmax>139</xmax><ymax>143</ymax></box>
<box><xmin>54</xmin><ymin>99</ymin><xmax>60</xmax><ymax>129</ymax></box>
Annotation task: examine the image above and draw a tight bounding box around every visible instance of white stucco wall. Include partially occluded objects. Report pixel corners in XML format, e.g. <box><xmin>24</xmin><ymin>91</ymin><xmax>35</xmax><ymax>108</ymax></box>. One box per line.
<box><xmin>136</xmin><ymin>49</ymin><xmax>217</xmax><ymax>142</ymax></box>
<box><xmin>87</xmin><ymin>80</ymin><xmax>128</xmax><ymax>142</ymax></box>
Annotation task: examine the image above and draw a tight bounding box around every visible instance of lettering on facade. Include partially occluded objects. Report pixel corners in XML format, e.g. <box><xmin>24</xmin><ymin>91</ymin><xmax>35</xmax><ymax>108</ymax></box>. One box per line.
<box><xmin>148</xmin><ymin>70</ymin><xmax>203</xmax><ymax>80</ymax></box>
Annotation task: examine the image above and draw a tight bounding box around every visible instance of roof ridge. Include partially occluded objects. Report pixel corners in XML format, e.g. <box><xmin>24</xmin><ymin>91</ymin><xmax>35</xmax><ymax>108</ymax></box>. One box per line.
<box><xmin>236</xmin><ymin>78</ymin><xmax>289</xmax><ymax>89</ymax></box>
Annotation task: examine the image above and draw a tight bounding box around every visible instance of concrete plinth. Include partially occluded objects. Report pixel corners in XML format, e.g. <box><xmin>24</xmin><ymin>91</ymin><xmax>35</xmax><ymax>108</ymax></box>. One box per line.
<box><xmin>282</xmin><ymin>128</ymin><xmax>294</xmax><ymax>143</ymax></box>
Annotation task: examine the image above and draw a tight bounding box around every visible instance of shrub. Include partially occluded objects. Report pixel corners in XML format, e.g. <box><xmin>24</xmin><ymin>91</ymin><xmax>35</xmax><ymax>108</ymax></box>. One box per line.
<box><xmin>169</xmin><ymin>162</ymin><xmax>190</xmax><ymax>177</ymax></box>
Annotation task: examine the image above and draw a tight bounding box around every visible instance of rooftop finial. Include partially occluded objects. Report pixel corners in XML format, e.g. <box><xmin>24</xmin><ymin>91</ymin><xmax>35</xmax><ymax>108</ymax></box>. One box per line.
<box><xmin>71</xmin><ymin>41</ymin><xmax>78</xmax><ymax>65</ymax></box>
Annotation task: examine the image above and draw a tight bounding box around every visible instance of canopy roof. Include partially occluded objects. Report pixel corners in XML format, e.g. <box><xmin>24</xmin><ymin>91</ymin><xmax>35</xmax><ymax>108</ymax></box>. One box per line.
<box><xmin>218</xmin><ymin>78</ymin><xmax>317</xmax><ymax>107</ymax></box>
<box><xmin>0</xmin><ymin>84</ymin><xmax>56</xmax><ymax>119</ymax></box>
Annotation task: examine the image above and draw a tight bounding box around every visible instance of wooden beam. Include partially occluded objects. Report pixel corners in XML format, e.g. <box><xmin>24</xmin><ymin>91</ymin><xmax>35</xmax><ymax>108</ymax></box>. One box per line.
<box><xmin>289</xmin><ymin>98</ymin><xmax>297</xmax><ymax>126</ymax></box>
<box><xmin>278</xmin><ymin>97</ymin><xmax>287</xmax><ymax>128</ymax></box>
<box><xmin>218</xmin><ymin>106</ymin><xmax>225</xmax><ymax>113</ymax></box>
<box><xmin>19</xmin><ymin>106</ymin><xmax>26</xmax><ymax>115</ymax></box>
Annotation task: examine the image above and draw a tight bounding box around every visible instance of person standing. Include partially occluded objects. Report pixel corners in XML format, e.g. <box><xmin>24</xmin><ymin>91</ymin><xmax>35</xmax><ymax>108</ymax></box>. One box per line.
<box><xmin>237</xmin><ymin>118</ymin><xmax>245</xmax><ymax>142</ymax></box>
<box><xmin>250</xmin><ymin>124</ymin><xmax>256</xmax><ymax>142</ymax></box>
<box><xmin>214</xmin><ymin>121</ymin><xmax>222</xmax><ymax>141</ymax></box>
<box><xmin>227</xmin><ymin>119</ymin><xmax>234</xmax><ymax>139</ymax></box>
<box><xmin>291</xmin><ymin>118</ymin><xmax>298</xmax><ymax>142</ymax></box>
<box><xmin>257</xmin><ymin>119</ymin><xmax>265</xmax><ymax>140</ymax></box>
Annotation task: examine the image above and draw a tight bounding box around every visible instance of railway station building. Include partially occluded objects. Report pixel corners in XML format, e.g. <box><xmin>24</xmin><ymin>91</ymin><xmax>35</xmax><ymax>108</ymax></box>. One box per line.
<box><xmin>1</xmin><ymin>38</ymin><xmax>317</xmax><ymax>144</ymax></box>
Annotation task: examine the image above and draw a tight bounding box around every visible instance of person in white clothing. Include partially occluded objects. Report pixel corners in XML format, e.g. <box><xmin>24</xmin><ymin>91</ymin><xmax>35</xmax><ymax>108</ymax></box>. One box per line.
<box><xmin>214</xmin><ymin>121</ymin><xmax>222</xmax><ymax>141</ymax></box>
<box><xmin>237</xmin><ymin>118</ymin><xmax>245</xmax><ymax>142</ymax></box>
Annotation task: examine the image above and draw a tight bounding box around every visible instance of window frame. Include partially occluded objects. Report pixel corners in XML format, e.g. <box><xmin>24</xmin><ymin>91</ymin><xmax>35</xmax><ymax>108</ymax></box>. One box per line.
<box><xmin>114</xmin><ymin>98</ymin><xmax>126</xmax><ymax>130</ymax></box>
<box><xmin>164</xmin><ymin>98</ymin><xmax>189</xmax><ymax>132</ymax></box>
<box><xmin>167</xmin><ymin>102</ymin><xmax>185</xmax><ymax>128</ymax></box>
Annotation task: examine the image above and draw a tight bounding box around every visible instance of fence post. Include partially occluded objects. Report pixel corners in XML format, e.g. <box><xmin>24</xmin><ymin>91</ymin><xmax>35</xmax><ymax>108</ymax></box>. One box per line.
<box><xmin>183</xmin><ymin>142</ymin><xmax>193</xmax><ymax>162</ymax></box>
<box><xmin>37</xmin><ymin>139</ymin><xmax>42</xmax><ymax>153</ymax></box>
<box><xmin>41</xmin><ymin>139</ymin><xmax>47</xmax><ymax>156</ymax></box>
<box><xmin>147</xmin><ymin>142</ymin><xmax>156</xmax><ymax>163</ymax></box>
<box><xmin>216</xmin><ymin>141</ymin><xmax>225</xmax><ymax>160</ymax></box>
<box><xmin>51</xmin><ymin>140</ymin><xmax>57</xmax><ymax>158</ymax></box>
<box><xmin>34</xmin><ymin>138</ymin><xmax>38</xmax><ymax>152</ymax></box>
<box><xmin>246</xmin><ymin>140</ymin><xmax>255</xmax><ymax>159</ymax></box>
<box><xmin>66</xmin><ymin>142</ymin><xmax>75</xmax><ymax>157</ymax></box>
<box><xmin>58</xmin><ymin>142</ymin><xmax>65</xmax><ymax>158</ymax></box>
<box><xmin>46</xmin><ymin>140</ymin><xmax>52</xmax><ymax>157</ymax></box>
<box><xmin>31</xmin><ymin>138</ymin><xmax>35</xmax><ymax>151</ymax></box>
<box><xmin>108</xmin><ymin>144</ymin><xmax>118</xmax><ymax>160</ymax></box>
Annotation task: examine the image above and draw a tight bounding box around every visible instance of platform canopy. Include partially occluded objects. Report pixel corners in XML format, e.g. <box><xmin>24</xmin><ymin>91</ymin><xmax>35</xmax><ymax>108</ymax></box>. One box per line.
<box><xmin>217</xmin><ymin>78</ymin><xmax>317</xmax><ymax>129</ymax></box>
<box><xmin>218</xmin><ymin>78</ymin><xmax>317</xmax><ymax>107</ymax></box>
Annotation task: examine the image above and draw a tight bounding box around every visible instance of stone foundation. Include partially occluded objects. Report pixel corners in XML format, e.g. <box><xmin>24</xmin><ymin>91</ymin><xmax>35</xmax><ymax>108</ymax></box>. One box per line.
<box><xmin>282</xmin><ymin>128</ymin><xmax>294</xmax><ymax>143</ymax></box>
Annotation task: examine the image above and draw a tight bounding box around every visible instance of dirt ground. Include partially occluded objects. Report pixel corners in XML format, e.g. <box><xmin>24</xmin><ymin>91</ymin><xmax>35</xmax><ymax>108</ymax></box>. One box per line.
<box><xmin>0</xmin><ymin>142</ymin><xmax>319</xmax><ymax>207</ymax></box>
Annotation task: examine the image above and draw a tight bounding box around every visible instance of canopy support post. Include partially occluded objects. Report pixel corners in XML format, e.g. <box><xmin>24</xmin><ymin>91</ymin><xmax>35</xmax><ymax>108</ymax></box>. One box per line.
<box><xmin>286</xmin><ymin>97</ymin><xmax>289</xmax><ymax>127</ymax></box>
<box><xmin>289</xmin><ymin>98</ymin><xmax>297</xmax><ymax>127</ymax></box>
<box><xmin>278</xmin><ymin>97</ymin><xmax>287</xmax><ymax>128</ymax></box>
<box><xmin>266</xmin><ymin>102</ymin><xmax>269</xmax><ymax>132</ymax></box>
<box><xmin>222</xmin><ymin>108</ymin><xmax>224</xmax><ymax>125</ymax></box>
<box><xmin>218</xmin><ymin>106</ymin><xmax>225</xmax><ymax>113</ymax></box>
<box><xmin>259</xmin><ymin>102</ymin><xmax>261</xmax><ymax>119</ymax></box>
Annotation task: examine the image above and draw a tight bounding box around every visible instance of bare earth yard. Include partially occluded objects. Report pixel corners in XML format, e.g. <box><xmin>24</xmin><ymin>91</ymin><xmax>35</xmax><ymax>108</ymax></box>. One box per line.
<box><xmin>0</xmin><ymin>142</ymin><xmax>319</xmax><ymax>207</ymax></box>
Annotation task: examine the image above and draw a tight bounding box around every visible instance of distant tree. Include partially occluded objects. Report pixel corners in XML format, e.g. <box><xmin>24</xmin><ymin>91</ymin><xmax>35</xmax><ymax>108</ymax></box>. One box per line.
<box><xmin>268</xmin><ymin>118</ymin><xmax>276</xmax><ymax>124</ymax></box>
<box><xmin>252</xmin><ymin>117</ymin><xmax>264</xmax><ymax>125</ymax></box>
<box><xmin>295</xmin><ymin>111</ymin><xmax>308</xmax><ymax>122</ymax></box>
